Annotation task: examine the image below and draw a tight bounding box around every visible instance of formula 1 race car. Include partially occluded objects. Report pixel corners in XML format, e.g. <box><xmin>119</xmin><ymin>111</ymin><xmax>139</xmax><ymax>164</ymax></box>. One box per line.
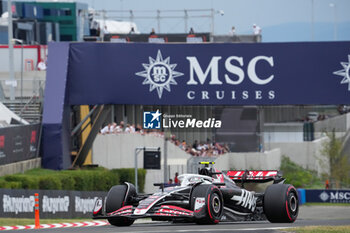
<box><xmin>92</xmin><ymin>162</ymin><xmax>298</xmax><ymax>226</ymax></box>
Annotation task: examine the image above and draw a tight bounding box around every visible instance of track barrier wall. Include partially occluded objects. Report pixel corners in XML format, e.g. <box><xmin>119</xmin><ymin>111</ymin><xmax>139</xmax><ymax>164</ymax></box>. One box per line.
<box><xmin>298</xmin><ymin>189</ymin><xmax>350</xmax><ymax>204</ymax></box>
<box><xmin>0</xmin><ymin>124</ymin><xmax>40</xmax><ymax>166</ymax></box>
<box><xmin>0</xmin><ymin>189</ymin><xmax>107</xmax><ymax>218</ymax></box>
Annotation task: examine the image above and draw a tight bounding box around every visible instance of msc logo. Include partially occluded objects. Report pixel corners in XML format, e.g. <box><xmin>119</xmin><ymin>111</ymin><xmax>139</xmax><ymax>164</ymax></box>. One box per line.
<box><xmin>135</xmin><ymin>50</ymin><xmax>184</xmax><ymax>99</ymax></box>
<box><xmin>143</xmin><ymin>110</ymin><xmax>162</xmax><ymax>129</ymax></box>
<box><xmin>333</xmin><ymin>54</ymin><xmax>350</xmax><ymax>91</ymax></box>
<box><xmin>152</xmin><ymin>65</ymin><xmax>168</xmax><ymax>83</ymax></box>
<box><xmin>319</xmin><ymin>191</ymin><xmax>329</xmax><ymax>202</ymax></box>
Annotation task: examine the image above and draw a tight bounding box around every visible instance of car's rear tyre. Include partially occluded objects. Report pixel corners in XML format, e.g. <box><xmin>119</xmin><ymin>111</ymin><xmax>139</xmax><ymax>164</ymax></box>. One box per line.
<box><xmin>263</xmin><ymin>184</ymin><xmax>299</xmax><ymax>223</ymax></box>
<box><xmin>190</xmin><ymin>184</ymin><xmax>223</xmax><ymax>224</ymax></box>
<box><xmin>106</xmin><ymin>183</ymin><xmax>136</xmax><ymax>226</ymax></box>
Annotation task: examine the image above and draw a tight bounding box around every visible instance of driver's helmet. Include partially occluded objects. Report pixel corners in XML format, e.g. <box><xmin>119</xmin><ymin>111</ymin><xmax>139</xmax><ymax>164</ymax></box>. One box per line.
<box><xmin>199</xmin><ymin>167</ymin><xmax>212</xmax><ymax>177</ymax></box>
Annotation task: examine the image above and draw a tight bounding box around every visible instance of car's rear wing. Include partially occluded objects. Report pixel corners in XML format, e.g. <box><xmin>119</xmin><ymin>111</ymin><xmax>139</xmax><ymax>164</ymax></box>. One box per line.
<box><xmin>225</xmin><ymin>170</ymin><xmax>283</xmax><ymax>183</ymax></box>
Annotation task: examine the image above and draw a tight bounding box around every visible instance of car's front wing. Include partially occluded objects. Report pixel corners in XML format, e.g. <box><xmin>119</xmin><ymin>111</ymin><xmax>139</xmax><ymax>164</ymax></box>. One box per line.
<box><xmin>93</xmin><ymin>205</ymin><xmax>194</xmax><ymax>220</ymax></box>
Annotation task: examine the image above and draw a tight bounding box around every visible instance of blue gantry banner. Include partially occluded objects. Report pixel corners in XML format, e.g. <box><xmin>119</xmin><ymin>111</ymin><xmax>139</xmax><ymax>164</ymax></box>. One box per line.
<box><xmin>66</xmin><ymin>42</ymin><xmax>350</xmax><ymax>105</ymax></box>
<box><xmin>42</xmin><ymin>41</ymin><xmax>350</xmax><ymax>169</ymax></box>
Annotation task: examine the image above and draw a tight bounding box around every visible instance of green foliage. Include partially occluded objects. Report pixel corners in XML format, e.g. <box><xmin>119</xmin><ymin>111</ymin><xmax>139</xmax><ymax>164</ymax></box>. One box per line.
<box><xmin>111</xmin><ymin>168</ymin><xmax>146</xmax><ymax>193</ymax></box>
<box><xmin>0</xmin><ymin>180</ymin><xmax>22</xmax><ymax>189</ymax></box>
<box><xmin>137</xmin><ymin>169</ymin><xmax>147</xmax><ymax>193</ymax></box>
<box><xmin>39</xmin><ymin>176</ymin><xmax>62</xmax><ymax>190</ymax></box>
<box><xmin>59</xmin><ymin>175</ymin><xmax>76</xmax><ymax>190</ymax></box>
<box><xmin>321</xmin><ymin>131</ymin><xmax>350</xmax><ymax>187</ymax></box>
<box><xmin>0</xmin><ymin>168</ymin><xmax>146</xmax><ymax>192</ymax></box>
<box><xmin>280</xmin><ymin>156</ymin><xmax>322</xmax><ymax>188</ymax></box>
<box><xmin>4</xmin><ymin>175</ymin><xmax>39</xmax><ymax>189</ymax></box>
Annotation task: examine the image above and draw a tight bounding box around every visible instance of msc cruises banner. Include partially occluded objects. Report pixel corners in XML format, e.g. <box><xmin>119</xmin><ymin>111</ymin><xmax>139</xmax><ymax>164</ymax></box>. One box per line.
<box><xmin>65</xmin><ymin>42</ymin><xmax>350</xmax><ymax>105</ymax></box>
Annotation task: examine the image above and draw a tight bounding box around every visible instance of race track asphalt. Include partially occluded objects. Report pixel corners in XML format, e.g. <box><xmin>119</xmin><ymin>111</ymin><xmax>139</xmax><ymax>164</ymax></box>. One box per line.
<box><xmin>5</xmin><ymin>206</ymin><xmax>350</xmax><ymax>233</ymax></box>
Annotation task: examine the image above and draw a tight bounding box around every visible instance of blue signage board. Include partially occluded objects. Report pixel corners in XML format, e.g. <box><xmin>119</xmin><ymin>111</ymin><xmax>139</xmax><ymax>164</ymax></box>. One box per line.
<box><xmin>65</xmin><ymin>42</ymin><xmax>350</xmax><ymax>105</ymax></box>
<box><xmin>305</xmin><ymin>189</ymin><xmax>350</xmax><ymax>203</ymax></box>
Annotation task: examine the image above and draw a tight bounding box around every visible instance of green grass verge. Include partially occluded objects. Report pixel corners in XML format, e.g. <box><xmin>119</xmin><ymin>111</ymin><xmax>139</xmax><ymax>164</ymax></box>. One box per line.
<box><xmin>0</xmin><ymin>218</ymin><xmax>94</xmax><ymax>226</ymax></box>
<box><xmin>285</xmin><ymin>225</ymin><xmax>350</xmax><ymax>233</ymax></box>
<box><xmin>303</xmin><ymin>203</ymin><xmax>350</xmax><ymax>206</ymax></box>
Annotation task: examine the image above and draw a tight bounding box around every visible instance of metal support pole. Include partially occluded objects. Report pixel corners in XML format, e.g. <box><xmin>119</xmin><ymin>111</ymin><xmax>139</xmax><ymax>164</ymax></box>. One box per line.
<box><xmin>157</xmin><ymin>10</ymin><xmax>161</xmax><ymax>33</ymax></box>
<box><xmin>134</xmin><ymin>147</ymin><xmax>142</xmax><ymax>193</ymax></box>
<box><xmin>129</xmin><ymin>10</ymin><xmax>134</xmax><ymax>22</ymax></box>
<box><xmin>20</xmin><ymin>42</ymin><xmax>23</xmax><ymax>104</ymax></box>
<box><xmin>8</xmin><ymin>0</ymin><xmax>15</xmax><ymax>100</ymax></box>
<box><xmin>333</xmin><ymin>4</ymin><xmax>337</xmax><ymax>40</ymax></box>
<box><xmin>163</xmin><ymin>132</ymin><xmax>169</xmax><ymax>183</ymax></box>
<box><xmin>184</xmin><ymin>10</ymin><xmax>188</xmax><ymax>33</ymax></box>
<box><xmin>129</xmin><ymin>10</ymin><xmax>134</xmax><ymax>30</ymax></box>
<box><xmin>134</xmin><ymin>147</ymin><xmax>161</xmax><ymax>193</ymax></box>
<box><xmin>258</xmin><ymin>106</ymin><xmax>264</xmax><ymax>152</ymax></box>
<box><xmin>210</xmin><ymin>8</ymin><xmax>214</xmax><ymax>41</ymax></box>
<box><xmin>329</xmin><ymin>3</ymin><xmax>337</xmax><ymax>41</ymax></box>
<box><xmin>311</xmin><ymin>0</ymin><xmax>314</xmax><ymax>41</ymax></box>
<box><xmin>111</xmin><ymin>105</ymin><xmax>115</xmax><ymax>123</ymax></box>
<box><xmin>71</xmin><ymin>105</ymin><xmax>97</xmax><ymax>136</ymax></box>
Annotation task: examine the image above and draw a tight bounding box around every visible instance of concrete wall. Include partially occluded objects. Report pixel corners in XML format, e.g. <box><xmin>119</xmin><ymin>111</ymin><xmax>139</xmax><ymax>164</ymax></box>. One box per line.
<box><xmin>214</xmin><ymin>148</ymin><xmax>281</xmax><ymax>171</ymax></box>
<box><xmin>0</xmin><ymin>158</ymin><xmax>41</xmax><ymax>176</ymax></box>
<box><xmin>264</xmin><ymin>123</ymin><xmax>304</xmax><ymax>143</ymax></box>
<box><xmin>267</xmin><ymin>137</ymin><xmax>330</xmax><ymax>175</ymax></box>
<box><xmin>92</xmin><ymin>133</ymin><xmax>191</xmax><ymax>193</ymax></box>
<box><xmin>314</xmin><ymin>113</ymin><xmax>350</xmax><ymax>139</ymax></box>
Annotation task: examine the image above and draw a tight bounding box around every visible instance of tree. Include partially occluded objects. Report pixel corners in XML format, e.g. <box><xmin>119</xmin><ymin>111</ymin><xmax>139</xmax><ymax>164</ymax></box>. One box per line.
<box><xmin>322</xmin><ymin>130</ymin><xmax>350</xmax><ymax>188</ymax></box>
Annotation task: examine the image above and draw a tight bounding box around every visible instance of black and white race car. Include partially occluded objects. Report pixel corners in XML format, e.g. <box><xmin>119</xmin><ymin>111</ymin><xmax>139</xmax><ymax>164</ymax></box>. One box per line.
<box><xmin>93</xmin><ymin>162</ymin><xmax>298</xmax><ymax>226</ymax></box>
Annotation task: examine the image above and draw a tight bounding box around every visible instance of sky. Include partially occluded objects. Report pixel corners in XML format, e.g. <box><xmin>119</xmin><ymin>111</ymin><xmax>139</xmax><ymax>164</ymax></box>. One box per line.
<box><xmin>44</xmin><ymin>0</ymin><xmax>350</xmax><ymax>42</ymax></box>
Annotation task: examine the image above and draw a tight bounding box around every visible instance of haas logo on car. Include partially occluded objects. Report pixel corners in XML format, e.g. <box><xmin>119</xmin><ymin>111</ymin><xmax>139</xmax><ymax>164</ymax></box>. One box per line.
<box><xmin>231</xmin><ymin>190</ymin><xmax>257</xmax><ymax>212</ymax></box>
<box><xmin>194</xmin><ymin>197</ymin><xmax>205</xmax><ymax>212</ymax></box>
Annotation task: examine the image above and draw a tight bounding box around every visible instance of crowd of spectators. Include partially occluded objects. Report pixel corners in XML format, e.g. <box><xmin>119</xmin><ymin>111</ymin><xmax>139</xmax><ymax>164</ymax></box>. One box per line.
<box><xmin>170</xmin><ymin>137</ymin><xmax>229</xmax><ymax>157</ymax></box>
<box><xmin>99</xmin><ymin>121</ymin><xmax>229</xmax><ymax>157</ymax></box>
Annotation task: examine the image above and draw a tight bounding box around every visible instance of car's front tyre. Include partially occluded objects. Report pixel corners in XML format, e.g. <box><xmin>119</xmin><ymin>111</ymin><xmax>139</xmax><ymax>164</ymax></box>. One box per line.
<box><xmin>190</xmin><ymin>184</ymin><xmax>223</xmax><ymax>224</ymax></box>
<box><xmin>106</xmin><ymin>183</ymin><xmax>136</xmax><ymax>226</ymax></box>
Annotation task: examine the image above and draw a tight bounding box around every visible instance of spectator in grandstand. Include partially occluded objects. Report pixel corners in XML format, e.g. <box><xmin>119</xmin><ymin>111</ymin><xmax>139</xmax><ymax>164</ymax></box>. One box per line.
<box><xmin>253</xmin><ymin>24</ymin><xmax>262</xmax><ymax>35</ymax></box>
<box><xmin>129</xmin><ymin>27</ymin><xmax>136</xmax><ymax>34</ymax></box>
<box><xmin>100</xmin><ymin>123</ymin><xmax>116</xmax><ymax>135</ymax></box>
<box><xmin>150</xmin><ymin>28</ymin><xmax>156</xmax><ymax>35</ymax></box>
<box><xmin>113</xmin><ymin>121</ymin><xmax>124</xmax><ymax>133</ymax></box>
<box><xmin>174</xmin><ymin>172</ymin><xmax>179</xmax><ymax>184</ymax></box>
<box><xmin>103</xmin><ymin>25</ymin><xmax>109</xmax><ymax>34</ymax></box>
<box><xmin>124</xmin><ymin>124</ymin><xmax>136</xmax><ymax>133</ymax></box>
<box><xmin>196</xmin><ymin>142</ymin><xmax>204</xmax><ymax>151</ymax></box>
<box><xmin>180</xmin><ymin>140</ymin><xmax>187</xmax><ymax>150</ymax></box>
<box><xmin>130</xmin><ymin>124</ymin><xmax>136</xmax><ymax>133</ymax></box>
<box><xmin>192</xmin><ymin>140</ymin><xmax>198</xmax><ymax>149</ymax></box>
<box><xmin>96</xmin><ymin>26</ymin><xmax>101</xmax><ymax>37</ymax></box>
<box><xmin>125</xmin><ymin>124</ymin><xmax>131</xmax><ymax>133</ymax></box>
<box><xmin>37</xmin><ymin>59</ymin><xmax>47</xmax><ymax>71</ymax></box>
<box><xmin>229</xmin><ymin>26</ymin><xmax>236</xmax><ymax>36</ymax></box>
<box><xmin>189</xmin><ymin>27</ymin><xmax>194</xmax><ymax>34</ymax></box>
<box><xmin>135</xmin><ymin>124</ymin><xmax>144</xmax><ymax>134</ymax></box>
